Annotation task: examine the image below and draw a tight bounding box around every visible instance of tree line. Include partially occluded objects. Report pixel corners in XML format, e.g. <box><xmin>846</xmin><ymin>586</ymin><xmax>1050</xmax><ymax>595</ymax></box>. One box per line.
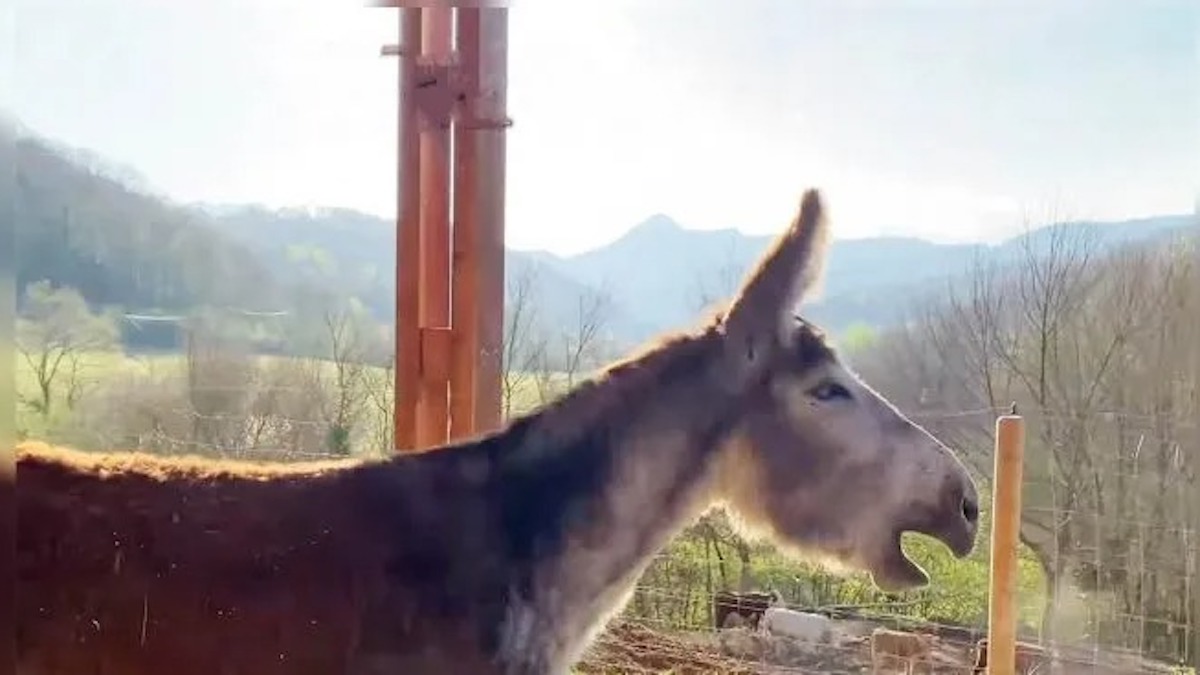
<box><xmin>855</xmin><ymin>225</ymin><xmax>1198</xmax><ymax>663</ymax></box>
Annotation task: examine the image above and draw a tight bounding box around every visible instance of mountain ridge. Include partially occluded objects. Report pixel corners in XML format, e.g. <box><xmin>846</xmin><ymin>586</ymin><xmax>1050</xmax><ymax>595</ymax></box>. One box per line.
<box><xmin>199</xmin><ymin>201</ymin><xmax>1195</xmax><ymax>343</ymax></box>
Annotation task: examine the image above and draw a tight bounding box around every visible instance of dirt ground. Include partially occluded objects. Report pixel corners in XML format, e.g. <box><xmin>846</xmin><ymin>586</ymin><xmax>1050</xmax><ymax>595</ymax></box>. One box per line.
<box><xmin>575</xmin><ymin>622</ymin><xmax>762</xmax><ymax>674</ymax></box>
<box><xmin>575</xmin><ymin>621</ymin><xmax>888</xmax><ymax>674</ymax></box>
<box><xmin>574</xmin><ymin>620</ymin><xmax>1187</xmax><ymax>674</ymax></box>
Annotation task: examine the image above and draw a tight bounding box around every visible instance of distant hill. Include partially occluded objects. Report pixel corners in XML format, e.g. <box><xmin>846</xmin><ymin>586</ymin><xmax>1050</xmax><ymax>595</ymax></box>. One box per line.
<box><xmin>520</xmin><ymin>211</ymin><xmax>1196</xmax><ymax>340</ymax></box>
<box><xmin>8</xmin><ymin>129</ymin><xmax>283</xmax><ymax>315</ymax></box>
<box><xmin>198</xmin><ymin>205</ymin><xmax>655</xmax><ymax>343</ymax></box>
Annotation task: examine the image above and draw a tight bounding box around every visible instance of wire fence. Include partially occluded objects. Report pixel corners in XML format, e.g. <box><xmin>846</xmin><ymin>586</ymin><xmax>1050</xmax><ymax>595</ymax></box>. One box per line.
<box><xmin>595</xmin><ymin>405</ymin><xmax>1197</xmax><ymax>674</ymax></box>
<box><xmin>16</xmin><ymin>350</ymin><xmax>1198</xmax><ymax>674</ymax></box>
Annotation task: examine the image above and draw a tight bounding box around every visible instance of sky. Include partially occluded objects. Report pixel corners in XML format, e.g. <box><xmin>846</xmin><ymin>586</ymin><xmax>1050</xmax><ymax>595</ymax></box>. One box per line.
<box><xmin>8</xmin><ymin>0</ymin><xmax>1199</xmax><ymax>255</ymax></box>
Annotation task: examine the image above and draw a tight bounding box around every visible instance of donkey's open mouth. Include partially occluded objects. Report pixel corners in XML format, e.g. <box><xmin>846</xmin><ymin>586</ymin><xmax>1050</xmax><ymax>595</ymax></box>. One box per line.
<box><xmin>873</xmin><ymin>491</ymin><xmax>980</xmax><ymax>592</ymax></box>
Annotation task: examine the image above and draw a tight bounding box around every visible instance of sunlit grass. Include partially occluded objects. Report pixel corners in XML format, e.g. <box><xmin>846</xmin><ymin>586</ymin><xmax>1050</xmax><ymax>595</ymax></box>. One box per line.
<box><xmin>15</xmin><ymin>347</ymin><xmax>559</xmax><ymax>444</ymax></box>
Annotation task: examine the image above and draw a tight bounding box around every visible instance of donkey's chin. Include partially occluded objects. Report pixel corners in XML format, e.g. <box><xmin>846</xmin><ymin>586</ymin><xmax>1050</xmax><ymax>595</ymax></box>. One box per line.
<box><xmin>866</xmin><ymin>533</ymin><xmax>930</xmax><ymax>593</ymax></box>
<box><xmin>867</xmin><ymin>518</ymin><xmax>978</xmax><ymax>593</ymax></box>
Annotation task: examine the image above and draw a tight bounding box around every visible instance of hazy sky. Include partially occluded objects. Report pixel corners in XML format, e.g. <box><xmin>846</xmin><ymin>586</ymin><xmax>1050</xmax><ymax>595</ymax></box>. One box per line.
<box><xmin>11</xmin><ymin>0</ymin><xmax>1198</xmax><ymax>254</ymax></box>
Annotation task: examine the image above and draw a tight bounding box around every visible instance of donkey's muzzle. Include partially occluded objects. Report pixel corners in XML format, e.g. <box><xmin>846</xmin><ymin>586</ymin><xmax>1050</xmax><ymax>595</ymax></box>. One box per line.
<box><xmin>938</xmin><ymin>473</ymin><xmax>981</xmax><ymax>558</ymax></box>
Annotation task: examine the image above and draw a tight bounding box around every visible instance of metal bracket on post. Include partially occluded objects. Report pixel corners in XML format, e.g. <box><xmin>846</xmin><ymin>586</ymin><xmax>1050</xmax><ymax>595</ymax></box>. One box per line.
<box><xmin>457</xmin><ymin>112</ymin><xmax>514</xmax><ymax>131</ymax></box>
<box><xmin>384</xmin><ymin>42</ymin><xmax>512</xmax><ymax>133</ymax></box>
<box><xmin>412</xmin><ymin>54</ymin><xmax>464</xmax><ymax>132</ymax></box>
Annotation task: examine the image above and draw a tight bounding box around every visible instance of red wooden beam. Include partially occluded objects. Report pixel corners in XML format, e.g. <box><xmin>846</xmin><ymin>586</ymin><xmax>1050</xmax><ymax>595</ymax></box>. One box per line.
<box><xmin>380</xmin><ymin>5</ymin><xmax>509</xmax><ymax>450</ymax></box>
<box><xmin>415</xmin><ymin>7</ymin><xmax>454</xmax><ymax>450</ymax></box>
<box><xmin>471</xmin><ymin>8</ymin><xmax>509</xmax><ymax>434</ymax></box>
<box><xmin>392</xmin><ymin>8</ymin><xmax>422</xmax><ymax>452</ymax></box>
<box><xmin>450</xmin><ymin>8</ymin><xmax>481</xmax><ymax>442</ymax></box>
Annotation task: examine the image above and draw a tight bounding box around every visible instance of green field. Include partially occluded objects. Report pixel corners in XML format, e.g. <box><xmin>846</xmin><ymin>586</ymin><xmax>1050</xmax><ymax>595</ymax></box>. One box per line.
<box><xmin>15</xmin><ymin>347</ymin><xmax>559</xmax><ymax>451</ymax></box>
<box><xmin>16</xmin><ymin>348</ymin><xmax>153</xmax><ymax>441</ymax></box>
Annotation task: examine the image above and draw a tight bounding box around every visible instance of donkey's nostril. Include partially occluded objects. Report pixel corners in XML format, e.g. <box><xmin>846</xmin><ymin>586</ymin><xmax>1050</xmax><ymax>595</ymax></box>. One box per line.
<box><xmin>961</xmin><ymin>494</ymin><xmax>980</xmax><ymax>526</ymax></box>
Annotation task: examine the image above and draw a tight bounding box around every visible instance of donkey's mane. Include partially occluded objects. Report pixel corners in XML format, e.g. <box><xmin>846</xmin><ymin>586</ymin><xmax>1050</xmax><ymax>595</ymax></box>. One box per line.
<box><xmin>15</xmin><ymin>441</ymin><xmax>362</xmax><ymax>481</ymax></box>
<box><xmin>499</xmin><ymin>323</ymin><xmax>723</xmax><ymax>458</ymax></box>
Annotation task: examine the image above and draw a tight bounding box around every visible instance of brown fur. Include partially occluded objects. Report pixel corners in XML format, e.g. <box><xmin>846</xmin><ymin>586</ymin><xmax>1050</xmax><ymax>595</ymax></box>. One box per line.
<box><xmin>17</xmin><ymin>442</ymin><xmax>412</xmax><ymax>672</ymax></box>
<box><xmin>15</xmin><ymin>188</ymin><xmax>980</xmax><ymax>675</ymax></box>
<box><xmin>0</xmin><ymin>451</ymin><xmax>13</xmax><ymax>668</ymax></box>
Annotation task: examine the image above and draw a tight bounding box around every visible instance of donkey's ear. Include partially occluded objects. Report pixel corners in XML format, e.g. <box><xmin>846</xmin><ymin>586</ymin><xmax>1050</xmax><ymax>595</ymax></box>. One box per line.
<box><xmin>722</xmin><ymin>189</ymin><xmax>829</xmax><ymax>367</ymax></box>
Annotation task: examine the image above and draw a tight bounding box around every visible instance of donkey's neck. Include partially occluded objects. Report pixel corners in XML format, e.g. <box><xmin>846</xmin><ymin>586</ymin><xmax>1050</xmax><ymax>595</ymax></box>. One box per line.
<box><xmin>491</xmin><ymin>330</ymin><xmax>737</xmax><ymax>673</ymax></box>
<box><xmin>526</xmin><ymin>430</ymin><xmax>723</xmax><ymax>663</ymax></box>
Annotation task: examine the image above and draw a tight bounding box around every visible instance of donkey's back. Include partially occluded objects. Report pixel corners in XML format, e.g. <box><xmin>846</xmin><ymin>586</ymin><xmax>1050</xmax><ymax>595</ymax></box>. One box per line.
<box><xmin>15</xmin><ymin>442</ymin><xmax>506</xmax><ymax>675</ymax></box>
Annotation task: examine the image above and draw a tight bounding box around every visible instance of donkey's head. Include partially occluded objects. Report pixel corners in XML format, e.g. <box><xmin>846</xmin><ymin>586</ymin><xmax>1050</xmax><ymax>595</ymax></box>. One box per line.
<box><xmin>711</xmin><ymin>190</ymin><xmax>979</xmax><ymax>592</ymax></box>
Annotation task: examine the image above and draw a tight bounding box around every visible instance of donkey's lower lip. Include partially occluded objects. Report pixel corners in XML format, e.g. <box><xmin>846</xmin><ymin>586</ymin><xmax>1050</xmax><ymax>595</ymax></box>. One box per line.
<box><xmin>935</xmin><ymin>522</ymin><xmax>977</xmax><ymax>559</ymax></box>
<box><xmin>870</xmin><ymin>518</ymin><xmax>975</xmax><ymax>593</ymax></box>
<box><xmin>871</xmin><ymin>535</ymin><xmax>930</xmax><ymax>593</ymax></box>
<box><xmin>948</xmin><ymin>529</ymin><xmax>977</xmax><ymax>558</ymax></box>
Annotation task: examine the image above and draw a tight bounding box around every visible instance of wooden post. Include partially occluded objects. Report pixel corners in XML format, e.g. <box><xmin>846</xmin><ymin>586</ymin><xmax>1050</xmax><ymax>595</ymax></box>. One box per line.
<box><xmin>470</xmin><ymin>8</ymin><xmax>508</xmax><ymax>434</ymax></box>
<box><xmin>449</xmin><ymin>8</ymin><xmax>481</xmax><ymax>442</ymax></box>
<box><xmin>987</xmin><ymin>412</ymin><xmax>1026</xmax><ymax>675</ymax></box>
<box><xmin>392</xmin><ymin>7</ymin><xmax>422</xmax><ymax>452</ymax></box>
<box><xmin>451</xmin><ymin>7</ymin><xmax>508</xmax><ymax>438</ymax></box>
<box><xmin>378</xmin><ymin>2</ymin><xmax>508</xmax><ymax>449</ymax></box>
<box><xmin>415</xmin><ymin>7</ymin><xmax>454</xmax><ymax>449</ymax></box>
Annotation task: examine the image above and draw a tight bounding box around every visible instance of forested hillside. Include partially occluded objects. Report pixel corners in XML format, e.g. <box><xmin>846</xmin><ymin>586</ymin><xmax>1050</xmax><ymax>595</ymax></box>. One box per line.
<box><xmin>198</xmin><ymin>204</ymin><xmax>654</xmax><ymax>343</ymax></box>
<box><xmin>10</xmin><ymin>131</ymin><xmax>282</xmax><ymax>315</ymax></box>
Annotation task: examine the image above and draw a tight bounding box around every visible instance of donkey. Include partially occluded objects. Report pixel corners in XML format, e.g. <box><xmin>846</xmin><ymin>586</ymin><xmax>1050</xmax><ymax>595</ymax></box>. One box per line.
<box><xmin>15</xmin><ymin>189</ymin><xmax>980</xmax><ymax>675</ymax></box>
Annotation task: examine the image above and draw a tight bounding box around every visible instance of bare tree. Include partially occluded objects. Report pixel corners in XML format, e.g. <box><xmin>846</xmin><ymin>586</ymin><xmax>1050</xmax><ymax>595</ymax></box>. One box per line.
<box><xmin>16</xmin><ymin>281</ymin><xmax>118</xmax><ymax>417</ymax></box>
<box><xmin>501</xmin><ymin>264</ymin><xmax>547</xmax><ymax>418</ymax></box>
<box><xmin>532</xmin><ymin>285</ymin><xmax>615</xmax><ymax>404</ymax></box>
<box><xmin>73</xmin><ymin>352</ymin><xmax>338</xmax><ymax>462</ymax></box>
<box><xmin>560</xmin><ymin>285</ymin><xmax>614</xmax><ymax>389</ymax></box>
<box><xmin>1094</xmin><ymin>243</ymin><xmax>1198</xmax><ymax>661</ymax></box>
<box><xmin>361</xmin><ymin>357</ymin><xmax>394</xmax><ymax>456</ymax></box>
<box><xmin>320</xmin><ymin>303</ymin><xmax>372</xmax><ymax>455</ymax></box>
<box><xmin>861</xmin><ymin>219</ymin><xmax>1199</xmax><ymax>659</ymax></box>
<box><xmin>182</xmin><ymin>320</ymin><xmax>259</xmax><ymax>455</ymax></box>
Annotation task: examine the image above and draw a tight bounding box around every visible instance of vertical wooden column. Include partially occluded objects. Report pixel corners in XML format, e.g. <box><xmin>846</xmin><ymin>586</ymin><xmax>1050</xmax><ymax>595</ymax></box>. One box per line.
<box><xmin>414</xmin><ymin>7</ymin><xmax>454</xmax><ymax>450</ymax></box>
<box><xmin>470</xmin><ymin>8</ymin><xmax>508</xmax><ymax>434</ymax></box>
<box><xmin>393</xmin><ymin>8</ymin><xmax>422</xmax><ymax>452</ymax></box>
<box><xmin>987</xmin><ymin>412</ymin><xmax>1026</xmax><ymax>675</ymax></box>
<box><xmin>450</xmin><ymin>8</ymin><xmax>508</xmax><ymax>439</ymax></box>
<box><xmin>449</xmin><ymin>9</ymin><xmax>481</xmax><ymax>442</ymax></box>
<box><xmin>381</xmin><ymin>3</ymin><xmax>508</xmax><ymax>451</ymax></box>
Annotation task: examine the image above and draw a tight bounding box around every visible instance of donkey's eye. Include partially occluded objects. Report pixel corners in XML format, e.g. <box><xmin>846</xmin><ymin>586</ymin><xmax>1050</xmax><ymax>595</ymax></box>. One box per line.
<box><xmin>809</xmin><ymin>381</ymin><xmax>852</xmax><ymax>402</ymax></box>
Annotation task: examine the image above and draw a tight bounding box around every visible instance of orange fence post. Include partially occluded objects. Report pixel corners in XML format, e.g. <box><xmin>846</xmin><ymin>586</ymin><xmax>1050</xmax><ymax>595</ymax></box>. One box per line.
<box><xmin>987</xmin><ymin>411</ymin><xmax>1026</xmax><ymax>675</ymax></box>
